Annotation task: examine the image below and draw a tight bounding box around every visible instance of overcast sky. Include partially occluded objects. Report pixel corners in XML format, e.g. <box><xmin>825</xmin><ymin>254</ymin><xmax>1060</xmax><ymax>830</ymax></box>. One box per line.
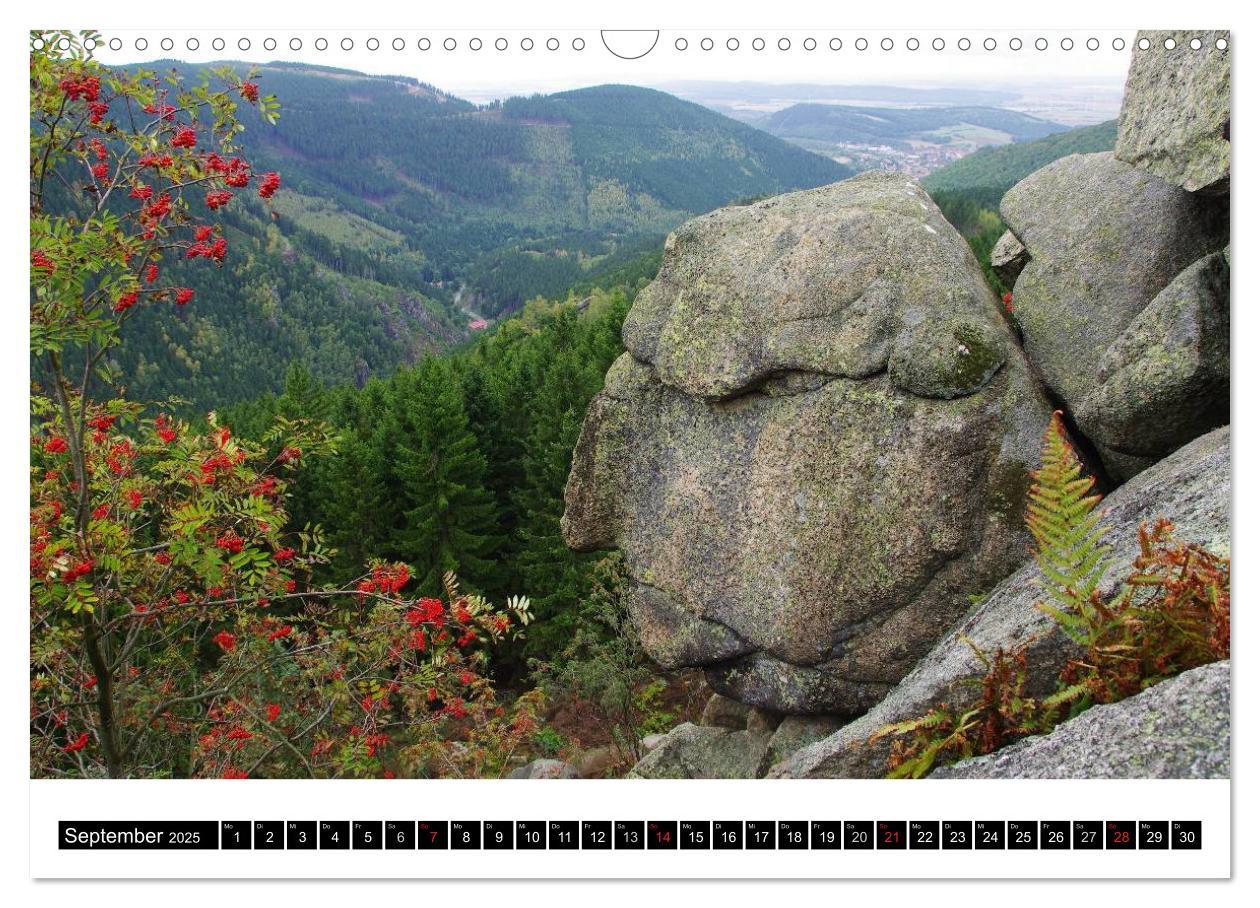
<box><xmin>90</xmin><ymin>27</ymin><xmax>1135</xmax><ymax>103</ymax></box>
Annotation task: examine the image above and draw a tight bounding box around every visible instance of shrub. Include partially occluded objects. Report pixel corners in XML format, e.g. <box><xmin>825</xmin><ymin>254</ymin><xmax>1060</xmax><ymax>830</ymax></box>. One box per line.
<box><xmin>29</xmin><ymin>32</ymin><xmax>532</xmax><ymax>779</ymax></box>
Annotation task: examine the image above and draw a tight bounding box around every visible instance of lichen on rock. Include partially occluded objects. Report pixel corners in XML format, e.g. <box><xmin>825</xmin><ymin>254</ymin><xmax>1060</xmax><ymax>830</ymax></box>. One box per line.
<box><xmin>1115</xmin><ymin>30</ymin><xmax>1230</xmax><ymax>194</ymax></box>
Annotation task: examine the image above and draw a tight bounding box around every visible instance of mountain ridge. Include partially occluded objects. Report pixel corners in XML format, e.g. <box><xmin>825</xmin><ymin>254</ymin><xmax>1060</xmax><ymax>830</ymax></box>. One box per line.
<box><xmin>105</xmin><ymin>64</ymin><xmax>851</xmax><ymax>410</ymax></box>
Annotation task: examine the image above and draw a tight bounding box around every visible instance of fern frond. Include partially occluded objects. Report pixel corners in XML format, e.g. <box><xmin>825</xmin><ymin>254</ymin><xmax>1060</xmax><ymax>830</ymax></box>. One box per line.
<box><xmin>1040</xmin><ymin>682</ymin><xmax>1091</xmax><ymax>710</ymax></box>
<box><xmin>871</xmin><ymin>707</ymin><xmax>957</xmax><ymax>744</ymax></box>
<box><xmin>1026</xmin><ymin>412</ymin><xmax>1115</xmax><ymax>610</ymax></box>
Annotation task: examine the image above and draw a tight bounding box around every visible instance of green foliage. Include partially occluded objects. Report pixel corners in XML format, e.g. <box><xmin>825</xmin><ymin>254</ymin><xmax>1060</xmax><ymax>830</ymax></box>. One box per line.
<box><xmin>222</xmin><ymin>283</ymin><xmax>637</xmax><ymax>671</ymax></box>
<box><xmin>632</xmin><ymin>679</ymin><xmax>678</xmax><ymax>737</ymax></box>
<box><xmin>529</xmin><ymin>553</ymin><xmax>662</xmax><ymax>766</ymax></box>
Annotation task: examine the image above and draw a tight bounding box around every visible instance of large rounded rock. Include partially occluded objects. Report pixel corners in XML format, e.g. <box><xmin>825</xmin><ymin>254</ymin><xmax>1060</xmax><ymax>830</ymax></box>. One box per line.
<box><xmin>1075</xmin><ymin>250</ymin><xmax>1229</xmax><ymax>460</ymax></box>
<box><xmin>770</xmin><ymin>426</ymin><xmax>1229</xmax><ymax>778</ymax></box>
<box><xmin>931</xmin><ymin>660</ymin><xmax>1230</xmax><ymax>779</ymax></box>
<box><xmin>1115</xmin><ymin>31</ymin><xmax>1230</xmax><ymax>194</ymax></box>
<box><xmin>1000</xmin><ymin>152</ymin><xmax>1227</xmax><ymax>475</ymax></box>
<box><xmin>564</xmin><ymin>173</ymin><xmax>1052</xmax><ymax>715</ymax></box>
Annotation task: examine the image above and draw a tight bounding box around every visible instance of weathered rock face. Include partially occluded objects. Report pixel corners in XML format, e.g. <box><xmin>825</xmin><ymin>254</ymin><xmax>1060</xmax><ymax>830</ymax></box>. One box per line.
<box><xmin>990</xmin><ymin>230</ymin><xmax>1029</xmax><ymax>287</ymax></box>
<box><xmin>506</xmin><ymin>758</ymin><xmax>582</xmax><ymax>779</ymax></box>
<box><xmin>1000</xmin><ymin>152</ymin><xmax>1228</xmax><ymax>476</ymax></box>
<box><xmin>627</xmin><ymin>723</ymin><xmax>773</xmax><ymax>779</ymax></box>
<box><xmin>1075</xmin><ymin>250</ymin><xmax>1229</xmax><ymax>461</ymax></box>
<box><xmin>564</xmin><ymin>172</ymin><xmax>1052</xmax><ymax>715</ymax></box>
<box><xmin>931</xmin><ymin>660</ymin><xmax>1230</xmax><ymax>779</ymax></box>
<box><xmin>700</xmin><ymin>693</ymin><xmax>780</xmax><ymax>732</ymax></box>
<box><xmin>764</xmin><ymin>715</ymin><xmax>847</xmax><ymax>770</ymax></box>
<box><xmin>1116</xmin><ymin>31</ymin><xmax>1230</xmax><ymax>194</ymax></box>
<box><xmin>769</xmin><ymin>426</ymin><xmax>1229</xmax><ymax>778</ymax></box>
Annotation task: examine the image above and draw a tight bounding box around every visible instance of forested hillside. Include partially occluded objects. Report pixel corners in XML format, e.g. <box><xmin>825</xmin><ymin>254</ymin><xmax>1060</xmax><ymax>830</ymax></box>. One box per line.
<box><xmin>757</xmin><ymin>103</ymin><xmax>1068</xmax><ymax>146</ymax></box>
<box><xmin>923</xmin><ymin>119</ymin><xmax>1119</xmax><ymax>210</ymax></box>
<box><xmin>108</xmin><ymin>64</ymin><xmax>848</xmax><ymax>411</ymax></box>
<box><xmin>222</xmin><ymin>286</ymin><xmax>636</xmax><ymax>677</ymax></box>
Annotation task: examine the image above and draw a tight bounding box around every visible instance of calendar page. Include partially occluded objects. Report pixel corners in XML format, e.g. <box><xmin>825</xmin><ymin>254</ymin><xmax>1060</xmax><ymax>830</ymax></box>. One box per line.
<box><xmin>18</xmin><ymin>2</ymin><xmax>1237</xmax><ymax>891</ymax></box>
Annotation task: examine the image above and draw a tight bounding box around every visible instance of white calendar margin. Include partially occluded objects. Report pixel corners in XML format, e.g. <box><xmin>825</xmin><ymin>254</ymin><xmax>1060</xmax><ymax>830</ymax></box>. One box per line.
<box><xmin>29</xmin><ymin>778</ymin><xmax>1229</xmax><ymax>878</ymax></box>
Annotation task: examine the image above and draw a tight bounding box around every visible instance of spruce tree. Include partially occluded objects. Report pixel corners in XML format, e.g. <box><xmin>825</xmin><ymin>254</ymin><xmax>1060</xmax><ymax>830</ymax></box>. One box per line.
<box><xmin>390</xmin><ymin>358</ymin><xmax>502</xmax><ymax>594</ymax></box>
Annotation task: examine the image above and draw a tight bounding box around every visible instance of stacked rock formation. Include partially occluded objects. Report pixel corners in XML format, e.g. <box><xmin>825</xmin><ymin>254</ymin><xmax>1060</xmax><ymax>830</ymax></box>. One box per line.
<box><xmin>561</xmin><ymin>31</ymin><xmax>1230</xmax><ymax>780</ymax></box>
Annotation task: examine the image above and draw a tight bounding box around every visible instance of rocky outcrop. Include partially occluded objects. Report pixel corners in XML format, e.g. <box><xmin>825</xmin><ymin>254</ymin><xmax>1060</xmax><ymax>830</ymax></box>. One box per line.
<box><xmin>627</xmin><ymin>723</ymin><xmax>773</xmax><ymax>779</ymax></box>
<box><xmin>700</xmin><ymin>693</ymin><xmax>781</xmax><ymax>733</ymax></box>
<box><xmin>506</xmin><ymin>758</ymin><xmax>582</xmax><ymax>779</ymax></box>
<box><xmin>931</xmin><ymin>660</ymin><xmax>1230</xmax><ymax>779</ymax></box>
<box><xmin>764</xmin><ymin>715</ymin><xmax>847</xmax><ymax>769</ymax></box>
<box><xmin>1075</xmin><ymin>250</ymin><xmax>1229</xmax><ymax>461</ymax></box>
<box><xmin>770</xmin><ymin>426</ymin><xmax>1229</xmax><ymax>778</ymax></box>
<box><xmin>999</xmin><ymin>153</ymin><xmax>1228</xmax><ymax>477</ymax></box>
<box><xmin>1116</xmin><ymin>31</ymin><xmax>1230</xmax><ymax>194</ymax></box>
<box><xmin>990</xmin><ymin>230</ymin><xmax>1029</xmax><ymax>287</ymax></box>
<box><xmin>563</xmin><ymin>172</ymin><xmax>1053</xmax><ymax>715</ymax></box>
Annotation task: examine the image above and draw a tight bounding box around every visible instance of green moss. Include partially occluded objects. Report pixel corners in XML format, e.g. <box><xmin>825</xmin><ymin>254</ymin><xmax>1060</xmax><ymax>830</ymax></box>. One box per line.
<box><xmin>950</xmin><ymin>324</ymin><xmax>1005</xmax><ymax>391</ymax></box>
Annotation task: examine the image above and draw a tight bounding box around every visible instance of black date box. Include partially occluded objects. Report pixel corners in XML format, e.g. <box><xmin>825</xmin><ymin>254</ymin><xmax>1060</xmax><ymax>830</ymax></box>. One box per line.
<box><xmin>1138</xmin><ymin>821</ymin><xmax>1169</xmax><ymax>850</ymax></box>
<box><xmin>877</xmin><ymin>821</ymin><xmax>907</xmax><ymax>850</ymax></box>
<box><xmin>254</xmin><ymin>821</ymin><xmax>283</xmax><ymax>850</ymax></box>
<box><xmin>778</xmin><ymin>821</ymin><xmax>808</xmax><ymax>850</ymax></box>
<box><xmin>451</xmin><ymin>821</ymin><xmax>481</xmax><ymax>850</ymax></box>
<box><xmin>221</xmin><ymin>821</ymin><xmax>251</xmax><ymax>850</ymax></box>
<box><xmin>385</xmin><ymin>821</ymin><xmax>415</xmax><ymax>850</ymax></box>
<box><xmin>746</xmin><ymin>821</ymin><xmax>775</xmax><ymax>850</ymax></box>
<box><xmin>1106</xmin><ymin>821</ymin><xmax>1136</xmax><ymax>850</ymax></box>
<box><xmin>844</xmin><ymin>820</ymin><xmax>874</xmax><ymax>850</ymax></box>
<box><xmin>286</xmin><ymin>821</ymin><xmax>316</xmax><ymax>850</ymax></box>
<box><xmin>1040</xmin><ymin>821</ymin><xmax>1070</xmax><ymax>850</ymax></box>
<box><xmin>1073</xmin><ymin>821</ymin><xmax>1103</xmax><ymax>850</ymax></box>
<box><xmin>417</xmin><ymin>821</ymin><xmax>448</xmax><ymax>850</ymax></box>
<box><xmin>648</xmin><ymin>821</ymin><xmax>678</xmax><ymax>850</ymax></box>
<box><xmin>615</xmin><ymin>821</ymin><xmax>645</xmax><ymax>849</ymax></box>
<box><xmin>713</xmin><ymin>821</ymin><xmax>743</xmax><ymax>850</ymax></box>
<box><xmin>548</xmin><ymin>821</ymin><xmax>579</xmax><ymax>850</ymax></box>
<box><xmin>581</xmin><ymin>821</ymin><xmax>611</xmax><ymax>850</ymax></box>
<box><xmin>975</xmin><ymin>821</ymin><xmax>1005</xmax><ymax>850</ymax></box>
<box><xmin>680</xmin><ymin>821</ymin><xmax>710</xmax><ymax>850</ymax></box>
<box><xmin>909</xmin><ymin>821</ymin><xmax>940</xmax><ymax>850</ymax></box>
<box><xmin>943</xmin><ymin>821</ymin><xmax>972</xmax><ymax>850</ymax></box>
<box><xmin>1171</xmin><ymin>821</ymin><xmax>1202</xmax><ymax>850</ymax></box>
<box><xmin>1008</xmin><ymin>821</ymin><xmax>1037</xmax><ymax>850</ymax></box>
<box><xmin>319</xmin><ymin>821</ymin><xmax>349</xmax><ymax>850</ymax></box>
<box><xmin>483</xmin><ymin>821</ymin><xmax>512</xmax><ymax>850</ymax></box>
<box><xmin>811</xmin><ymin>821</ymin><xmax>844</xmax><ymax>850</ymax></box>
<box><xmin>352</xmin><ymin>821</ymin><xmax>382</xmax><ymax>850</ymax></box>
<box><xmin>515</xmin><ymin>821</ymin><xmax>546</xmax><ymax>850</ymax></box>
<box><xmin>1075</xmin><ymin>818</ymin><xmax>1105</xmax><ymax>850</ymax></box>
